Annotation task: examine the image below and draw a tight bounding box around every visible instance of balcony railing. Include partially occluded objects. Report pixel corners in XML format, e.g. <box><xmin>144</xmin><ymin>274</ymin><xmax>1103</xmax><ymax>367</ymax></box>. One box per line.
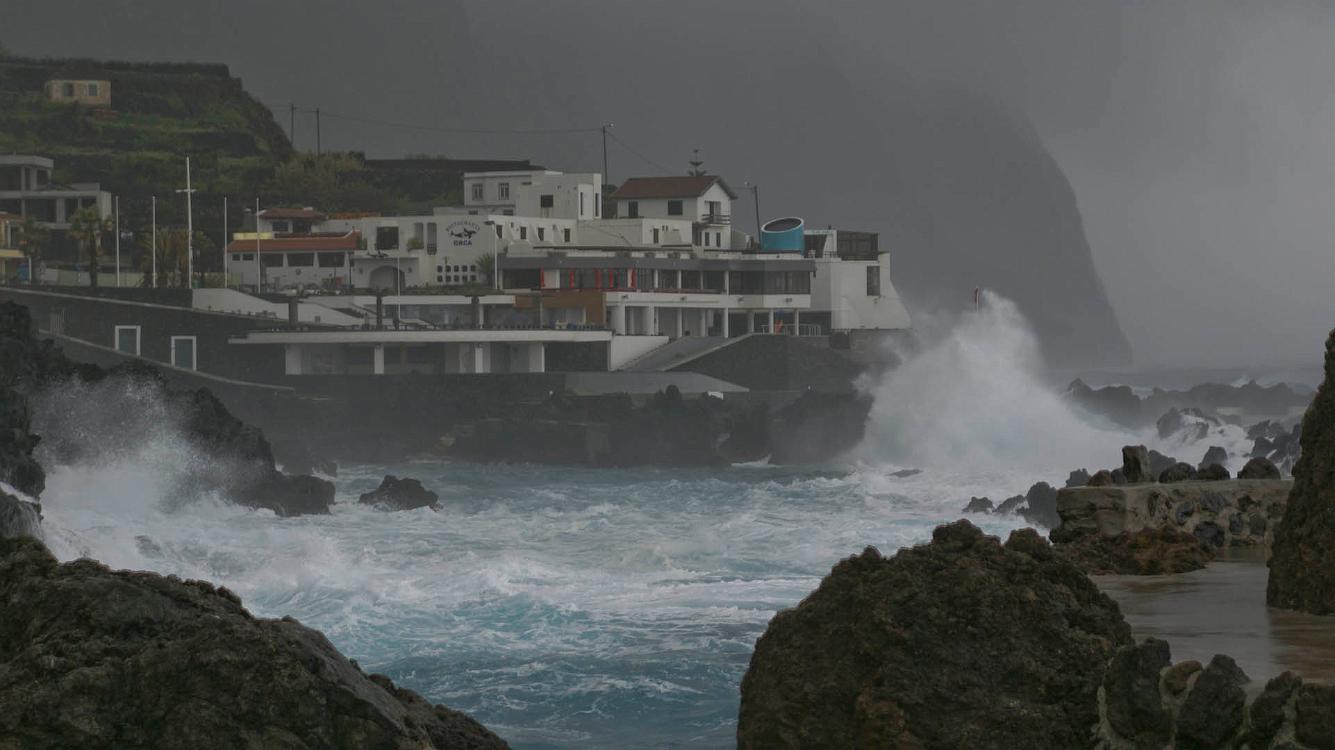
<box><xmin>699</xmin><ymin>213</ymin><xmax>730</xmax><ymax>225</ymax></box>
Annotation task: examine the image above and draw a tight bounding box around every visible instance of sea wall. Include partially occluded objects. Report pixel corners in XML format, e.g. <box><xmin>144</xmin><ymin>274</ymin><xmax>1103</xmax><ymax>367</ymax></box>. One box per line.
<box><xmin>1054</xmin><ymin>480</ymin><xmax>1292</xmax><ymax>551</ymax></box>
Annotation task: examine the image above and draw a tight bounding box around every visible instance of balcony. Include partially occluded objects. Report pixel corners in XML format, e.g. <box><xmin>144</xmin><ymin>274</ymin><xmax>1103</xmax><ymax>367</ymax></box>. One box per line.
<box><xmin>698</xmin><ymin>212</ymin><xmax>730</xmax><ymax>225</ymax></box>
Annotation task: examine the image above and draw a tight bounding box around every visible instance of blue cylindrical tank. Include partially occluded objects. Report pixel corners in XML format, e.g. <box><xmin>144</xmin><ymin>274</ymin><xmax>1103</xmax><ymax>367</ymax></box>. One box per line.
<box><xmin>760</xmin><ymin>217</ymin><xmax>805</xmax><ymax>253</ymax></box>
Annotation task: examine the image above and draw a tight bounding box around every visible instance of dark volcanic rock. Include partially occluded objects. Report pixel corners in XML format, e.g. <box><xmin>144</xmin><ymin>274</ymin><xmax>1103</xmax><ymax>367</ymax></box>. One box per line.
<box><xmin>1065</xmin><ymin>468</ymin><xmax>1090</xmax><ymax>488</ymax></box>
<box><xmin>1102</xmin><ymin>639</ymin><xmax>1173</xmax><ymax>749</ymax></box>
<box><xmin>1175</xmin><ymin>654</ymin><xmax>1249</xmax><ymax>749</ymax></box>
<box><xmin>1269</xmin><ymin>328</ymin><xmax>1335</xmax><ymax>614</ymax></box>
<box><xmin>1246</xmin><ymin>672</ymin><xmax>1303</xmax><ymax>749</ymax></box>
<box><xmin>963</xmin><ymin>496</ymin><xmax>993</xmax><ymax>514</ymax></box>
<box><xmin>1056</xmin><ymin>527</ymin><xmax>1214</xmax><ymax>575</ymax></box>
<box><xmin>235</xmin><ymin>473</ymin><xmax>335</xmax><ymax>517</ymax></box>
<box><xmin>1295</xmin><ymin>682</ymin><xmax>1335</xmax><ymax>749</ymax></box>
<box><xmin>1018</xmin><ymin>481</ymin><xmax>1059</xmax><ymax>528</ymax></box>
<box><xmin>736</xmin><ymin>521</ymin><xmax>1131</xmax><ymax>749</ymax></box>
<box><xmin>1121</xmin><ymin>445</ymin><xmax>1154</xmax><ymax>484</ymax></box>
<box><xmin>1066</xmin><ymin>379</ymin><xmax>1143</xmax><ymax>428</ymax></box>
<box><xmin>1193</xmin><ymin>521</ymin><xmax>1227</xmax><ymax>549</ymax></box>
<box><xmin>359</xmin><ymin>475</ymin><xmax>441</xmax><ymax>511</ymax></box>
<box><xmin>1156</xmin><ymin>407</ymin><xmax>1219</xmax><ymax>441</ymax></box>
<box><xmin>1238</xmin><ymin>456</ymin><xmax>1281</xmax><ymax>480</ymax></box>
<box><xmin>767</xmin><ymin>390</ymin><xmax>873</xmax><ymax>465</ymax></box>
<box><xmin>1198</xmin><ymin>463</ymin><xmax>1231</xmax><ymax>481</ymax></box>
<box><xmin>1158</xmin><ymin>462</ymin><xmax>1198</xmax><ymax>483</ymax></box>
<box><xmin>994</xmin><ymin>494</ymin><xmax>1026</xmax><ymax>515</ymax></box>
<box><xmin>0</xmin><ymin>535</ymin><xmax>507</xmax><ymax>750</ymax></box>
<box><xmin>1200</xmin><ymin>445</ymin><xmax>1228</xmax><ymax>470</ymax></box>
<box><xmin>1087</xmin><ymin>469</ymin><xmax>1115</xmax><ymax>487</ymax></box>
<box><xmin>1147</xmin><ymin>450</ymin><xmax>1178</xmax><ymax>479</ymax></box>
<box><xmin>0</xmin><ymin>490</ymin><xmax>42</xmax><ymax>540</ymax></box>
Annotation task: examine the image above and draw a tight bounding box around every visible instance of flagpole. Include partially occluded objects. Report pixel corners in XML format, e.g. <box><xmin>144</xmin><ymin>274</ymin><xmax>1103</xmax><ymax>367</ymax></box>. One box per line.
<box><xmin>222</xmin><ymin>196</ymin><xmax>228</xmax><ymax>288</ymax></box>
<box><xmin>114</xmin><ymin>196</ymin><xmax>121</xmax><ymax>287</ymax></box>
<box><xmin>151</xmin><ymin>196</ymin><xmax>157</xmax><ymax>288</ymax></box>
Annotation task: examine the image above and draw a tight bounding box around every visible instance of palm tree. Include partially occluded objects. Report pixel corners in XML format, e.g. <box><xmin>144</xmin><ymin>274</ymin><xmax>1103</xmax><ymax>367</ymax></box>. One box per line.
<box><xmin>14</xmin><ymin>216</ymin><xmax>49</xmax><ymax>285</ymax></box>
<box><xmin>139</xmin><ymin>227</ymin><xmax>190</xmax><ymax>288</ymax></box>
<box><xmin>69</xmin><ymin>206</ymin><xmax>112</xmax><ymax>288</ymax></box>
<box><xmin>476</xmin><ymin>253</ymin><xmax>496</xmax><ymax>288</ymax></box>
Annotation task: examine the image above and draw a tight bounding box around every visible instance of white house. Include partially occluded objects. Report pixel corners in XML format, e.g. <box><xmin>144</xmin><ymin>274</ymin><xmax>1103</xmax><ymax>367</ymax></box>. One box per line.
<box><xmin>608</xmin><ymin>175</ymin><xmax>740</xmax><ymax>249</ymax></box>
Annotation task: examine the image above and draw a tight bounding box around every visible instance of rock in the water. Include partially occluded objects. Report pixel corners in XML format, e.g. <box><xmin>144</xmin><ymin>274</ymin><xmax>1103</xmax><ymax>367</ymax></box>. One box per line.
<box><xmin>1156</xmin><ymin>407</ymin><xmax>1219</xmax><ymax>442</ymax></box>
<box><xmin>1158</xmin><ymin>462</ymin><xmax>1198</xmax><ymax>483</ymax></box>
<box><xmin>1238</xmin><ymin>456</ymin><xmax>1281</xmax><ymax>480</ymax></box>
<box><xmin>1295</xmin><ymin>682</ymin><xmax>1335</xmax><ymax>749</ymax></box>
<box><xmin>234</xmin><ymin>473</ymin><xmax>336</xmax><ymax>517</ymax></box>
<box><xmin>1087</xmin><ymin>469</ymin><xmax>1115</xmax><ymax>487</ymax></box>
<box><xmin>1019</xmin><ymin>481</ymin><xmax>1060</xmax><ymax>528</ymax></box>
<box><xmin>0</xmin><ymin>490</ymin><xmax>42</xmax><ymax>540</ymax></box>
<box><xmin>1198</xmin><ymin>463</ymin><xmax>1231</xmax><ymax>481</ymax></box>
<box><xmin>1246</xmin><ymin>672</ymin><xmax>1303</xmax><ymax>749</ymax></box>
<box><xmin>1056</xmin><ymin>527</ymin><xmax>1215</xmax><ymax>575</ymax></box>
<box><xmin>1121</xmin><ymin>445</ymin><xmax>1154</xmax><ymax>484</ymax></box>
<box><xmin>1175</xmin><ymin>654</ymin><xmax>1249</xmax><ymax>749</ymax></box>
<box><xmin>1065</xmin><ymin>468</ymin><xmax>1090</xmax><ymax>488</ymax></box>
<box><xmin>994</xmin><ymin>494</ymin><xmax>1026</xmax><ymax>515</ymax></box>
<box><xmin>736</xmin><ymin>521</ymin><xmax>1130</xmax><ymax>749</ymax></box>
<box><xmin>0</xmin><ymin>535</ymin><xmax>507</xmax><ymax>749</ymax></box>
<box><xmin>1200</xmin><ymin>445</ymin><xmax>1228</xmax><ymax>470</ymax></box>
<box><xmin>1269</xmin><ymin>328</ymin><xmax>1335</xmax><ymax>614</ymax></box>
<box><xmin>1102</xmin><ymin>639</ymin><xmax>1173</xmax><ymax>749</ymax></box>
<box><xmin>963</xmin><ymin>496</ymin><xmax>993</xmax><ymax>514</ymax></box>
<box><xmin>359</xmin><ymin>475</ymin><xmax>441</xmax><ymax>511</ymax></box>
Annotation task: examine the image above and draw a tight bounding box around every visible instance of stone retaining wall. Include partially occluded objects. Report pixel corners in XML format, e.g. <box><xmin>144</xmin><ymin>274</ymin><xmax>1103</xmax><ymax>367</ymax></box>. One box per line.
<box><xmin>1055</xmin><ymin>479</ymin><xmax>1292</xmax><ymax>551</ymax></box>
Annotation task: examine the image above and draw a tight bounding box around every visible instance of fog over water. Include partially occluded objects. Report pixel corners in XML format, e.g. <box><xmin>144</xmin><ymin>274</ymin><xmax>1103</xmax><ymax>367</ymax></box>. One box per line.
<box><xmin>9</xmin><ymin>0</ymin><xmax>1335</xmax><ymax>367</ymax></box>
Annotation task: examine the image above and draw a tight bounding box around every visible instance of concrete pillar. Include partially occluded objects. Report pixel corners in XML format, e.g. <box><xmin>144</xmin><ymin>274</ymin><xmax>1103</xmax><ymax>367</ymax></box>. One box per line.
<box><xmin>373</xmin><ymin>344</ymin><xmax>385</xmax><ymax>375</ymax></box>
<box><xmin>528</xmin><ymin>343</ymin><xmax>546</xmax><ymax>373</ymax></box>
<box><xmin>747</xmin><ymin>312</ymin><xmax>755</xmax><ymax>334</ymax></box>
<box><xmin>794</xmin><ymin>310</ymin><xmax>801</xmax><ymax>336</ymax></box>
<box><xmin>767</xmin><ymin>310</ymin><xmax>775</xmax><ymax>334</ymax></box>
<box><xmin>648</xmin><ymin>305</ymin><xmax>657</xmax><ymax>335</ymax></box>
<box><xmin>722</xmin><ymin>308</ymin><xmax>730</xmax><ymax>337</ymax></box>
<box><xmin>723</xmin><ymin>271</ymin><xmax>729</xmax><ymax>294</ymax></box>
<box><xmin>472</xmin><ymin>343</ymin><xmax>486</xmax><ymax>373</ymax></box>
<box><xmin>699</xmin><ymin>309</ymin><xmax>709</xmax><ymax>336</ymax></box>
<box><xmin>675</xmin><ymin>308</ymin><xmax>684</xmax><ymax>337</ymax></box>
<box><xmin>613</xmin><ymin>304</ymin><xmax>627</xmax><ymax>335</ymax></box>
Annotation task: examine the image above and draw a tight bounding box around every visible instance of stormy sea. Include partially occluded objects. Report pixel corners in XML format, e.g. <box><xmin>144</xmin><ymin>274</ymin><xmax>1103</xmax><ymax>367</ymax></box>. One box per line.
<box><xmin>31</xmin><ymin>296</ymin><xmax>1301</xmax><ymax>749</ymax></box>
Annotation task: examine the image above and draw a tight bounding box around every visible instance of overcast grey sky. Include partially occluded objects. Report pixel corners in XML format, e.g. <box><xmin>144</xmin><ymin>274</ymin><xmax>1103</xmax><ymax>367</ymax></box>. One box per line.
<box><xmin>7</xmin><ymin>0</ymin><xmax>1334</xmax><ymax>369</ymax></box>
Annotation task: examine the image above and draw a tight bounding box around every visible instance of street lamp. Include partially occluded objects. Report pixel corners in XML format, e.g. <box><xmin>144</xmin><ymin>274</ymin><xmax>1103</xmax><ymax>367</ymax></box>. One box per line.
<box><xmin>174</xmin><ymin>156</ymin><xmax>195</xmax><ymax>289</ymax></box>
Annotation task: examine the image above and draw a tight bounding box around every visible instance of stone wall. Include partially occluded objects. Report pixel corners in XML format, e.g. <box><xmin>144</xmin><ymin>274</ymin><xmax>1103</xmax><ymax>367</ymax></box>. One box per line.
<box><xmin>1054</xmin><ymin>480</ymin><xmax>1291</xmax><ymax>552</ymax></box>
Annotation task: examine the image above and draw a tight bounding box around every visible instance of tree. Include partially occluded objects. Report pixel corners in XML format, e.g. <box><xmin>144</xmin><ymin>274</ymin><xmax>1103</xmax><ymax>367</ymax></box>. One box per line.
<box><xmin>139</xmin><ymin>227</ymin><xmax>191</xmax><ymax>289</ymax></box>
<box><xmin>14</xmin><ymin>216</ymin><xmax>49</xmax><ymax>285</ymax></box>
<box><xmin>69</xmin><ymin>206</ymin><xmax>112</xmax><ymax>288</ymax></box>
<box><xmin>476</xmin><ymin>253</ymin><xmax>496</xmax><ymax>287</ymax></box>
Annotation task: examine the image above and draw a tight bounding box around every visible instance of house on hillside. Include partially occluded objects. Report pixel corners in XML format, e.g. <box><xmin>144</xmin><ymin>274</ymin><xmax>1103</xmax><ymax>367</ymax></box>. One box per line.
<box><xmin>609</xmin><ymin>175</ymin><xmax>740</xmax><ymax>249</ymax></box>
<box><xmin>44</xmin><ymin>79</ymin><xmax>112</xmax><ymax>107</ymax></box>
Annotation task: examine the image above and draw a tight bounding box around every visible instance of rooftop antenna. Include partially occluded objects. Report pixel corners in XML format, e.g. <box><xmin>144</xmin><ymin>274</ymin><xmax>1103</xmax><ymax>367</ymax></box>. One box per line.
<box><xmin>688</xmin><ymin>148</ymin><xmax>706</xmax><ymax>176</ymax></box>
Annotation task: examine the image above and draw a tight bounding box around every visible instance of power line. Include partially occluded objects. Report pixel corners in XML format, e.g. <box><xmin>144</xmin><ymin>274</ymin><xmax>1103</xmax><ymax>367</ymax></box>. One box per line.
<box><xmin>606</xmin><ymin>131</ymin><xmax>675</xmax><ymax>174</ymax></box>
<box><xmin>260</xmin><ymin>100</ymin><xmax>602</xmax><ymax>136</ymax></box>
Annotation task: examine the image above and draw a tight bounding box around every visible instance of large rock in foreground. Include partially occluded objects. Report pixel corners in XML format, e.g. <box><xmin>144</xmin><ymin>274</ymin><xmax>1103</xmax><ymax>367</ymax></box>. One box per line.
<box><xmin>1270</xmin><ymin>328</ymin><xmax>1335</xmax><ymax>614</ymax></box>
<box><xmin>0</xmin><ymin>536</ymin><xmax>506</xmax><ymax>749</ymax></box>
<box><xmin>737</xmin><ymin>521</ymin><xmax>1131</xmax><ymax>749</ymax></box>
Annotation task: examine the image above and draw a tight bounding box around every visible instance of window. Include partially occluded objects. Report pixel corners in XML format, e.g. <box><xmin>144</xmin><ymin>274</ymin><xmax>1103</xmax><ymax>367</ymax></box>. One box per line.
<box><xmin>240</xmin><ymin>253</ymin><xmax>254</xmax><ymax>261</ymax></box>
<box><xmin>288</xmin><ymin>252</ymin><xmax>314</xmax><ymax>267</ymax></box>
<box><xmin>519</xmin><ymin>226</ymin><xmax>528</xmax><ymax>240</ymax></box>
<box><xmin>580</xmin><ymin>192</ymin><xmax>585</xmax><ymax>215</ymax></box>
<box><xmin>470</xmin><ymin>183</ymin><xmax>484</xmax><ymax>201</ymax></box>
<box><xmin>703</xmin><ymin>232</ymin><xmax>710</xmax><ymax>247</ymax></box>
<box><xmin>652</xmin><ymin>228</ymin><xmax>660</xmax><ymax>244</ymax></box>
<box><xmin>114</xmin><ymin>326</ymin><xmax>140</xmax><ymax>356</ymax></box>
<box><xmin>261</xmin><ymin>253</ymin><xmax>284</xmax><ymax>267</ymax></box>
<box><xmin>540</xmin><ymin>194</ymin><xmax>554</xmax><ymax>208</ymax></box>
<box><xmin>866</xmin><ymin>265</ymin><xmax>881</xmax><ymax>296</ymax></box>
<box><xmin>375</xmin><ymin>226</ymin><xmax>399</xmax><ymax>250</ymax></box>
<box><xmin>318</xmin><ymin>252</ymin><xmax>345</xmax><ymax>267</ymax></box>
<box><xmin>667</xmin><ymin>200</ymin><xmax>683</xmax><ymax>216</ymax></box>
<box><xmin>627</xmin><ymin>201</ymin><xmax>639</xmax><ymax>218</ymax></box>
<box><xmin>495</xmin><ymin>225</ymin><xmax>503</xmax><ymax>238</ymax></box>
<box><xmin>232</xmin><ymin>254</ymin><xmax>243</xmax><ymax>262</ymax></box>
<box><xmin>87</xmin><ymin>82</ymin><xmax>99</xmax><ymax>97</ymax></box>
<box><xmin>62</xmin><ymin>82</ymin><xmax>74</xmax><ymax>97</ymax></box>
<box><xmin>537</xmin><ymin>227</ymin><xmax>545</xmax><ymax>241</ymax></box>
<box><xmin>715</xmin><ymin>232</ymin><xmax>722</xmax><ymax>247</ymax></box>
<box><xmin>271</xmin><ymin>220</ymin><xmax>290</xmax><ymax>233</ymax></box>
<box><xmin>498</xmin><ymin>182</ymin><xmax>510</xmax><ymax>199</ymax></box>
<box><xmin>563</xmin><ymin>228</ymin><xmax>571</xmax><ymax>242</ymax></box>
<box><xmin>171</xmin><ymin>336</ymin><xmax>197</xmax><ymax>370</ymax></box>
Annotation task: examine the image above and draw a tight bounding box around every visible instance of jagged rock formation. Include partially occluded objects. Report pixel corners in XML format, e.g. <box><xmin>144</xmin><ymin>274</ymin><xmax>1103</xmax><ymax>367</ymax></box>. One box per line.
<box><xmin>0</xmin><ymin>302</ymin><xmax>332</xmax><ymax>517</ymax></box>
<box><xmin>359</xmin><ymin>475</ymin><xmax>441</xmax><ymax>511</ymax></box>
<box><xmin>1096</xmin><ymin>638</ymin><xmax>1335</xmax><ymax>749</ymax></box>
<box><xmin>1055</xmin><ymin>527</ymin><xmax>1214</xmax><ymax>575</ymax></box>
<box><xmin>0</xmin><ymin>536</ymin><xmax>507</xmax><ymax>749</ymax></box>
<box><xmin>1269</xmin><ymin>329</ymin><xmax>1335</xmax><ymax>614</ymax></box>
<box><xmin>737</xmin><ymin>521</ymin><xmax>1130</xmax><ymax>749</ymax></box>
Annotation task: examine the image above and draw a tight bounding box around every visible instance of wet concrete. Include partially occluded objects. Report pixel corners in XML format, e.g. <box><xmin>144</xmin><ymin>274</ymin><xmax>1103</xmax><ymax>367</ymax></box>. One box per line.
<box><xmin>1097</xmin><ymin>551</ymin><xmax>1335</xmax><ymax>692</ymax></box>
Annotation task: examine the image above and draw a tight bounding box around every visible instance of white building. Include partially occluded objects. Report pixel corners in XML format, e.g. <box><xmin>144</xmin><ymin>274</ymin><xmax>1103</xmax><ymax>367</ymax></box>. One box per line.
<box><xmin>608</xmin><ymin>175</ymin><xmax>742</xmax><ymax>250</ymax></box>
<box><xmin>0</xmin><ymin>155</ymin><xmax>113</xmax><ymax>229</ymax></box>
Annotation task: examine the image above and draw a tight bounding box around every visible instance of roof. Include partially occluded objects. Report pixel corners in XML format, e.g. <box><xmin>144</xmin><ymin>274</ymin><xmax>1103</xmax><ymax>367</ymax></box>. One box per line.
<box><xmin>225</xmin><ymin>230</ymin><xmax>359</xmax><ymax>254</ymax></box>
<box><xmin>609</xmin><ymin>175</ymin><xmax>738</xmax><ymax>201</ymax></box>
<box><xmin>259</xmin><ymin>207</ymin><xmax>326</xmax><ymax>221</ymax></box>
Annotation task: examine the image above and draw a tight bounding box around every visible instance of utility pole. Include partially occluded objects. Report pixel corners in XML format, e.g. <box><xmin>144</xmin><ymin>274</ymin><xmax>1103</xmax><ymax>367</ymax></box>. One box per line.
<box><xmin>745</xmin><ymin>182</ymin><xmax>762</xmax><ymax>247</ymax></box>
<box><xmin>289</xmin><ymin>102</ymin><xmax>297</xmax><ymax>149</ymax></box>
<box><xmin>151</xmin><ymin>196</ymin><xmax>157</xmax><ymax>288</ymax></box>
<box><xmin>315</xmin><ymin>107</ymin><xmax>321</xmax><ymax>155</ymax></box>
<box><xmin>222</xmin><ymin>196</ymin><xmax>228</xmax><ymax>289</ymax></box>
<box><xmin>601</xmin><ymin>123</ymin><xmax>612</xmax><ymax>183</ymax></box>
<box><xmin>176</xmin><ymin>157</ymin><xmax>196</xmax><ymax>288</ymax></box>
<box><xmin>114</xmin><ymin>195</ymin><xmax>121</xmax><ymax>287</ymax></box>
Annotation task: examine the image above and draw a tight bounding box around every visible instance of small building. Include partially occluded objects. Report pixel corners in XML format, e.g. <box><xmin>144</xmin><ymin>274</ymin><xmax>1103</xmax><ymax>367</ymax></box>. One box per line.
<box><xmin>45</xmin><ymin>79</ymin><xmax>112</xmax><ymax>108</ymax></box>
<box><xmin>609</xmin><ymin>175</ymin><xmax>740</xmax><ymax>249</ymax></box>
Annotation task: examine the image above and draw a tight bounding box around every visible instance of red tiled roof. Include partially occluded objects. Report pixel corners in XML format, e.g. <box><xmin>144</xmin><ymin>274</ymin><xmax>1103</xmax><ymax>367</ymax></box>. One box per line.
<box><xmin>609</xmin><ymin>175</ymin><xmax>737</xmax><ymax>200</ymax></box>
<box><xmin>259</xmin><ymin>207</ymin><xmax>326</xmax><ymax>221</ymax></box>
<box><xmin>225</xmin><ymin>230</ymin><xmax>359</xmax><ymax>253</ymax></box>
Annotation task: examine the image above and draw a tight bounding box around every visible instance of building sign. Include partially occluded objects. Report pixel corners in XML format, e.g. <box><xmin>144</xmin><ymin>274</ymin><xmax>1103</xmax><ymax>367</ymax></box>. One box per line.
<box><xmin>446</xmin><ymin>221</ymin><xmax>481</xmax><ymax>247</ymax></box>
